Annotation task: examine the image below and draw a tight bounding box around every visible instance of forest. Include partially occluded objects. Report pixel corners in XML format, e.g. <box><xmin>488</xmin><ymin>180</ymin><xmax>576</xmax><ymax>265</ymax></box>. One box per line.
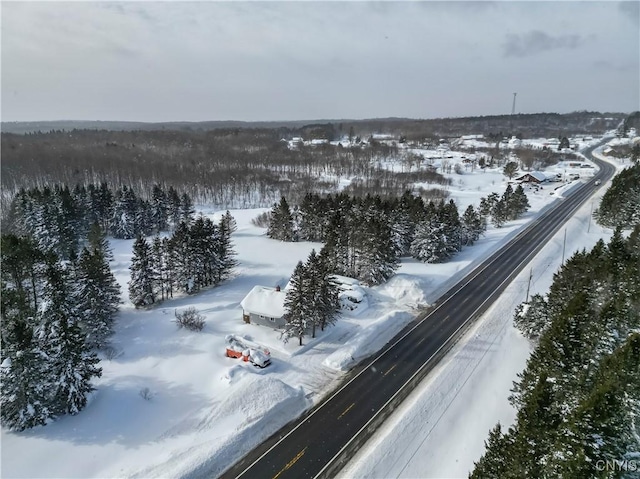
<box><xmin>0</xmin><ymin>111</ymin><xmax>620</xmax><ymax>219</ymax></box>
<box><xmin>264</xmin><ymin>185</ymin><xmax>528</xmax><ymax>285</ymax></box>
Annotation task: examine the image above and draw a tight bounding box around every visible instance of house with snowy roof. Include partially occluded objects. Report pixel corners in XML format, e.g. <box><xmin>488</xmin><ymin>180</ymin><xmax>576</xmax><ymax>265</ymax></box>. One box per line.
<box><xmin>515</xmin><ymin>171</ymin><xmax>548</xmax><ymax>184</ymax></box>
<box><xmin>240</xmin><ymin>285</ymin><xmax>287</xmax><ymax>328</ymax></box>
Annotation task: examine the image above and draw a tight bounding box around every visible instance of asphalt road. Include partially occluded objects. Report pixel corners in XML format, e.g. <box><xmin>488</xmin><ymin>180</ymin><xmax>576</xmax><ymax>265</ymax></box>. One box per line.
<box><xmin>220</xmin><ymin>143</ymin><xmax>615</xmax><ymax>479</ymax></box>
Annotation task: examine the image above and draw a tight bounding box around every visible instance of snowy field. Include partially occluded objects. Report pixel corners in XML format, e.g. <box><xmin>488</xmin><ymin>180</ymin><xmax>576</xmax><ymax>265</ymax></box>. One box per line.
<box><xmin>0</xmin><ymin>140</ymin><xmax>622</xmax><ymax>479</ymax></box>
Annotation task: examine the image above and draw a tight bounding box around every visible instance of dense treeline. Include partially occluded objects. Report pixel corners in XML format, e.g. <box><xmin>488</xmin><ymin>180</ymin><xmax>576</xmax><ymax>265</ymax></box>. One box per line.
<box><xmin>471</xmin><ymin>227</ymin><xmax>640</xmax><ymax>478</ymax></box>
<box><xmin>0</xmin><ymin>129</ymin><xmax>450</xmax><ymax>214</ymax></box>
<box><xmin>1</xmin><ymin>111</ymin><xmax>622</xmax><ymax>139</ymax></box>
<box><xmin>5</xmin><ymin>183</ymin><xmax>193</xmax><ymax>259</ymax></box>
<box><xmin>1</xmin><ymin>233</ymin><xmax>118</xmax><ymax>430</ymax></box>
<box><xmin>129</xmin><ymin>212</ymin><xmax>237</xmax><ymax>307</ymax></box>
<box><xmin>595</xmin><ymin>163</ymin><xmax>640</xmax><ymax>230</ymax></box>
<box><xmin>267</xmin><ymin>186</ymin><xmax>529</xmax><ymax>284</ymax></box>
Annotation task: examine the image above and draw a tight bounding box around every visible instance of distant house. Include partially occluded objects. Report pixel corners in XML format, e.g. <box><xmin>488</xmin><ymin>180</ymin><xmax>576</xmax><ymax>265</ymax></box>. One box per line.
<box><xmin>508</xmin><ymin>136</ymin><xmax>522</xmax><ymax>148</ymax></box>
<box><xmin>287</xmin><ymin>137</ymin><xmax>304</xmax><ymax>150</ymax></box>
<box><xmin>516</xmin><ymin>171</ymin><xmax>548</xmax><ymax>184</ymax></box>
<box><xmin>240</xmin><ymin>285</ymin><xmax>287</xmax><ymax>328</ymax></box>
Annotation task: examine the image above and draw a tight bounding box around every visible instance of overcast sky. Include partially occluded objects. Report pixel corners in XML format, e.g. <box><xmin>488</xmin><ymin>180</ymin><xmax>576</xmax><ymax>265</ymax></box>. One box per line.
<box><xmin>2</xmin><ymin>1</ymin><xmax>638</xmax><ymax>122</ymax></box>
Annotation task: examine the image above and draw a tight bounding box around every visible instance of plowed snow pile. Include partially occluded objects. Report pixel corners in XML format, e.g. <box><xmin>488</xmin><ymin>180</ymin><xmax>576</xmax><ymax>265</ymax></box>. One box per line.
<box><xmin>125</xmin><ymin>376</ymin><xmax>309</xmax><ymax>479</ymax></box>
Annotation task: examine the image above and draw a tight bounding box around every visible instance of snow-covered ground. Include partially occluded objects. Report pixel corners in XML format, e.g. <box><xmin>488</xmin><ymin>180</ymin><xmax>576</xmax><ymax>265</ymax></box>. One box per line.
<box><xmin>0</xmin><ymin>140</ymin><xmax>621</xmax><ymax>479</ymax></box>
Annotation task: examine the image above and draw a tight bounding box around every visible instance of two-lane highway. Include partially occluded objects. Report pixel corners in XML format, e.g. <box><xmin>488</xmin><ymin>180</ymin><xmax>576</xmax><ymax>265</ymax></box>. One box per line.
<box><xmin>220</xmin><ymin>143</ymin><xmax>615</xmax><ymax>479</ymax></box>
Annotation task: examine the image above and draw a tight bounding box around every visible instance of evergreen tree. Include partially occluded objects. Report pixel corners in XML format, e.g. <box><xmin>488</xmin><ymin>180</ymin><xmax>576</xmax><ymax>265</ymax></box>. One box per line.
<box><xmin>411</xmin><ymin>217</ymin><xmax>450</xmax><ymax>263</ymax></box>
<box><xmin>167</xmin><ymin>186</ymin><xmax>182</xmax><ymax>229</ymax></box>
<box><xmin>558</xmin><ymin>136</ymin><xmax>570</xmax><ymax>150</ymax></box>
<box><xmin>304</xmin><ymin>250</ymin><xmax>339</xmax><ymax>337</ymax></box>
<box><xmin>217</xmin><ymin>213</ymin><xmax>238</xmax><ymax>283</ymax></box>
<box><xmin>315</xmin><ymin>250</ymin><xmax>340</xmax><ymax>332</ymax></box>
<box><xmin>128</xmin><ymin>236</ymin><xmax>156</xmax><ymax>307</ymax></box>
<box><xmin>503</xmin><ymin>161</ymin><xmax>519</xmax><ymax>180</ymax></box>
<box><xmin>1</xmin><ymin>234</ymin><xmax>44</xmax><ymax>313</ymax></box>
<box><xmin>470</xmin><ymin>424</ymin><xmax>514</xmax><ymax>479</ymax></box>
<box><xmin>179</xmin><ymin>192</ymin><xmax>195</xmax><ymax>227</ymax></box>
<box><xmin>189</xmin><ymin>216</ymin><xmax>218</xmax><ymax>291</ymax></box>
<box><xmin>161</xmin><ymin>237</ymin><xmax>174</xmax><ymax>299</ymax></box>
<box><xmin>110</xmin><ymin>186</ymin><xmax>136</xmax><ymax>239</ymax></box>
<box><xmin>169</xmin><ymin>222</ymin><xmax>195</xmax><ymax>294</ymax></box>
<box><xmin>490</xmin><ymin>197</ymin><xmax>508</xmax><ymax>228</ymax></box>
<box><xmin>352</xmin><ymin>212</ymin><xmax>399</xmax><ymax>285</ymax></box>
<box><xmin>87</xmin><ymin>221</ymin><xmax>113</xmax><ymax>261</ymax></box>
<box><xmin>150</xmin><ymin>236</ymin><xmax>167</xmax><ymax>301</ymax></box>
<box><xmin>595</xmin><ymin>163</ymin><xmax>640</xmax><ymax>229</ymax></box>
<box><xmin>298</xmin><ymin>193</ymin><xmax>323</xmax><ymax>241</ymax></box>
<box><xmin>282</xmin><ymin>262</ymin><xmax>309</xmax><ymax>346</ymax></box>
<box><xmin>461</xmin><ymin>204</ymin><xmax>485</xmax><ymax>246</ymax></box>
<box><xmin>510</xmin><ymin>374</ymin><xmax>562</xmax><ymax>477</ymax></box>
<box><xmin>1</xmin><ymin>256</ymin><xmax>53</xmax><ymax>431</ymax></box>
<box><xmin>267</xmin><ymin>197</ymin><xmax>295</xmax><ymax>242</ymax></box>
<box><xmin>513</xmin><ymin>294</ymin><xmax>549</xmax><ymax>341</ymax></box>
<box><xmin>0</xmin><ymin>331</ymin><xmax>53</xmax><ymax>431</ymax></box>
<box><xmin>95</xmin><ymin>182</ymin><xmax>114</xmax><ymax>231</ymax></box>
<box><xmin>135</xmin><ymin>198</ymin><xmax>153</xmax><ymax>237</ymax></box>
<box><xmin>478</xmin><ymin>194</ymin><xmax>494</xmax><ymax>220</ymax></box>
<box><xmin>150</xmin><ymin>184</ymin><xmax>169</xmax><ymax>233</ymax></box>
<box><xmin>55</xmin><ymin>185</ymin><xmax>81</xmax><ymax>259</ymax></box>
<box><xmin>37</xmin><ymin>259</ymin><xmax>102</xmax><ymax>416</ymax></box>
<box><xmin>221</xmin><ymin>210</ymin><xmax>237</xmax><ymax>234</ymax></box>
<box><xmin>439</xmin><ymin>199</ymin><xmax>463</xmax><ymax>256</ymax></box>
<box><xmin>76</xmin><ymin>247</ymin><xmax>121</xmax><ymax>349</ymax></box>
<box><xmin>322</xmin><ymin>211</ymin><xmax>350</xmax><ymax>275</ymax></box>
<box><xmin>507</xmin><ymin>184</ymin><xmax>530</xmax><ymax>220</ymax></box>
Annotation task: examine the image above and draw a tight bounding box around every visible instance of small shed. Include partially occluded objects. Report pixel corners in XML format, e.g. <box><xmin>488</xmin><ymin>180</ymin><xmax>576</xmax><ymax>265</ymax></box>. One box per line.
<box><xmin>240</xmin><ymin>286</ymin><xmax>287</xmax><ymax>328</ymax></box>
<box><xmin>516</xmin><ymin>171</ymin><xmax>548</xmax><ymax>184</ymax></box>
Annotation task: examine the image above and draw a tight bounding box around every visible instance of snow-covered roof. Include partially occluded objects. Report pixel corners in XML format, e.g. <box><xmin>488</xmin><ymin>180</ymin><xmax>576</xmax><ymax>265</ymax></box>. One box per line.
<box><xmin>517</xmin><ymin>171</ymin><xmax>548</xmax><ymax>182</ymax></box>
<box><xmin>240</xmin><ymin>286</ymin><xmax>286</xmax><ymax>318</ymax></box>
<box><xmin>330</xmin><ymin>274</ymin><xmax>361</xmax><ymax>286</ymax></box>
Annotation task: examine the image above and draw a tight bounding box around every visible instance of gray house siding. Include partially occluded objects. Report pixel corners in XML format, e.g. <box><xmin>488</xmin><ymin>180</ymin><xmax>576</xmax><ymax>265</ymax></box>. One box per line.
<box><xmin>244</xmin><ymin>311</ymin><xmax>287</xmax><ymax>329</ymax></box>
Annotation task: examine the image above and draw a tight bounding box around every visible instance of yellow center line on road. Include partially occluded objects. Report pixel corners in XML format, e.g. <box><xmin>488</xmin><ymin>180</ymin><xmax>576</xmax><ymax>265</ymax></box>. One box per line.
<box><xmin>383</xmin><ymin>364</ymin><xmax>397</xmax><ymax>376</ymax></box>
<box><xmin>272</xmin><ymin>447</ymin><xmax>308</xmax><ymax>479</ymax></box>
<box><xmin>337</xmin><ymin>402</ymin><xmax>355</xmax><ymax>420</ymax></box>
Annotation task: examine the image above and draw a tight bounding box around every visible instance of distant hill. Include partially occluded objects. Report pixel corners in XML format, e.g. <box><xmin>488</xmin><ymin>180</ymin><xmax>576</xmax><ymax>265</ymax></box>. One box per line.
<box><xmin>0</xmin><ymin>119</ymin><xmax>318</xmax><ymax>135</ymax></box>
<box><xmin>1</xmin><ymin>112</ymin><xmax>626</xmax><ymax>138</ymax></box>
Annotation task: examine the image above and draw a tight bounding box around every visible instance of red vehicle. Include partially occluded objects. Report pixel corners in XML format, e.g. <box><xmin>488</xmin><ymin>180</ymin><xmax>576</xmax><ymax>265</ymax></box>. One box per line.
<box><xmin>225</xmin><ymin>335</ymin><xmax>271</xmax><ymax>368</ymax></box>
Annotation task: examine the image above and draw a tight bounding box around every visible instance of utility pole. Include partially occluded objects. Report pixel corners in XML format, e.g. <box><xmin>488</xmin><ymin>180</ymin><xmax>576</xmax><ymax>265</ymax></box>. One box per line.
<box><xmin>587</xmin><ymin>201</ymin><xmax>594</xmax><ymax>233</ymax></box>
<box><xmin>561</xmin><ymin>228</ymin><xmax>567</xmax><ymax>265</ymax></box>
<box><xmin>525</xmin><ymin>267</ymin><xmax>533</xmax><ymax>303</ymax></box>
<box><xmin>510</xmin><ymin>92</ymin><xmax>517</xmax><ymax>131</ymax></box>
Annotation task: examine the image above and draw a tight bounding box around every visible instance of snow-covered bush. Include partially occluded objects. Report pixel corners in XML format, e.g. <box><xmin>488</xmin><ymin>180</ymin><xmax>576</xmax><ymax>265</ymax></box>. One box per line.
<box><xmin>103</xmin><ymin>345</ymin><xmax>123</xmax><ymax>361</ymax></box>
<box><xmin>139</xmin><ymin>387</ymin><xmax>153</xmax><ymax>401</ymax></box>
<box><xmin>174</xmin><ymin>307</ymin><xmax>205</xmax><ymax>331</ymax></box>
<box><xmin>251</xmin><ymin>211</ymin><xmax>271</xmax><ymax>228</ymax></box>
